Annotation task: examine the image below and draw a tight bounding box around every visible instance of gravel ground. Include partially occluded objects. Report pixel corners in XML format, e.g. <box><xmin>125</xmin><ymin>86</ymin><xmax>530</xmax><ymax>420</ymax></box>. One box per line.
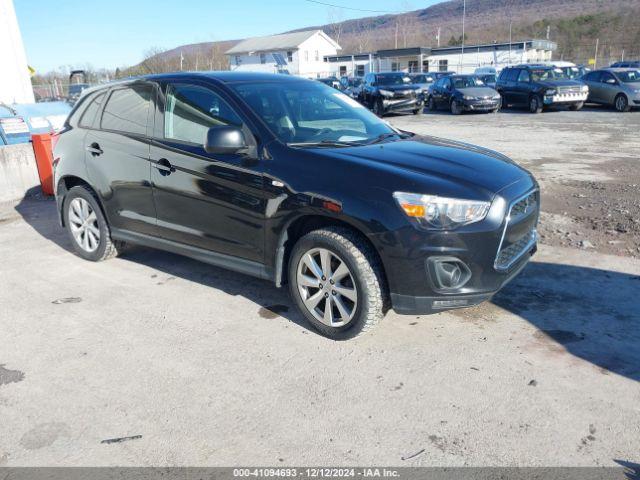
<box><xmin>389</xmin><ymin>105</ymin><xmax>640</xmax><ymax>258</ymax></box>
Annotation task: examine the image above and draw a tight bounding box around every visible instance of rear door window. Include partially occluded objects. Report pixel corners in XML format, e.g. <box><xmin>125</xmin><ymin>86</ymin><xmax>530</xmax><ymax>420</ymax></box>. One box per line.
<box><xmin>507</xmin><ymin>69</ymin><xmax>520</xmax><ymax>82</ymax></box>
<box><xmin>101</xmin><ymin>85</ymin><xmax>152</xmax><ymax>135</ymax></box>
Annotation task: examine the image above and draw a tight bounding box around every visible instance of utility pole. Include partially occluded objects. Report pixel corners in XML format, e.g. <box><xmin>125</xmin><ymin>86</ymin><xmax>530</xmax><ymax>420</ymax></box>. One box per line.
<box><xmin>546</xmin><ymin>25</ymin><xmax>550</xmax><ymax>40</ymax></box>
<box><xmin>509</xmin><ymin>21</ymin><xmax>512</xmax><ymax>66</ymax></box>
<box><xmin>461</xmin><ymin>0</ymin><xmax>466</xmax><ymax>73</ymax></box>
<box><xmin>180</xmin><ymin>51</ymin><xmax>184</xmax><ymax>71</ymax></box>
<box><xmin>594</xmin><ymin>38</ymin><xmax>599</xmax><ymax>69</ymax></box>
<box><xmin>395</xmin><ymin>21</ymin><xmax>399</xmax><ymax>49</ymax></box>
<box><xmin>436</xmin><ymin>27</ymin><xmax>440</xmax><ymax>47</ymax></box>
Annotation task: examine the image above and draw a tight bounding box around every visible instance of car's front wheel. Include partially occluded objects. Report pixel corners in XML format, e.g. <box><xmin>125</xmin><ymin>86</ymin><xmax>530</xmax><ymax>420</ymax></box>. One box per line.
<box><xmin>569</xmin><ymin>101</ymin><xmax>584</xmax><ymax>111</ymax></box>
<box><xmin>614</xmin><ymin>94</ymin><xmax>630</xmax><ymax>112</ymax></box>
<box><xmin>288</xmin><ymin>227</ymin><xmax>386</xmax><ymax>339</ymax></box>
<box><xmin>428</xmin><ymin>96</ymin><xmax>437</xmax><ymax>111</ymax></box>
<box><xmin>63</xmin><ymin>185</ymin><xmax>123</xmax><ymax>262</ymax></box>
<box><xmin>450</xmin><ymin>99</ymin><xmax>462</xmax><ymax>115</ymax></box>
<box><xmin>529</xmin><ymin>95</ymin><xmax>543</xmax><ymax>113</ymax></box>
<box><xmin>373</xmin><ymin>98</ymin><xmax>385</xmax><ymax>117</ymax></box>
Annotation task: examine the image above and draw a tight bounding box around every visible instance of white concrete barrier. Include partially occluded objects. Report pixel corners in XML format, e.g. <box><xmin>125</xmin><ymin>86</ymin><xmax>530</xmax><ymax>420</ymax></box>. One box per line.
<box><xmin>0</xmin><ymin>143</ymin><xmax>40</xmax><ymax>204</ymax></box>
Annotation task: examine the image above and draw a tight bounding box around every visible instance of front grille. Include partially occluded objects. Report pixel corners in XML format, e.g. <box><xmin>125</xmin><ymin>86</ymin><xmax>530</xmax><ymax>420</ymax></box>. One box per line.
<box><xmin>494</xmin><ymin>190</ymin><xmax>539</xmax><ymax>271</ymax></box>
<box><xmin>495</xmin><ymin>229</ymin><xmax>537</xmax><ymax>271</ymax></box>
<box><xmin>393</xmin><ymin>90</ymin><xmax>416</xmax><ymax>99</ymax></box>
<box><xmin>558</xmin><ymin>86</ymin><xmax>582</xmax><ymax>95</ymax></box>
<box><xmin>510</xmin><ymin>191</ymin><xmax>537</xmax><ymax>220</ymax></box>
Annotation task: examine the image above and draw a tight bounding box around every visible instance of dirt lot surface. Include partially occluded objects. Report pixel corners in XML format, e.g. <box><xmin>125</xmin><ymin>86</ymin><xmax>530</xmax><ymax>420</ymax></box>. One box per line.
<box><xmin>392</xmin><ymin>106</ymin><xmax>640</xmax><ymax>258</ymax></box>
<box><xmin>0</xmin><ymin>108</ymin><xmax>639</xmax><ymax>467</ymax></box>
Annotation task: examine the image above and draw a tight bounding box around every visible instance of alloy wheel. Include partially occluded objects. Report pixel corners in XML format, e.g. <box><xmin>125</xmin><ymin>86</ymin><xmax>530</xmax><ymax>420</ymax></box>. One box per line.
<box><xmin>616</xmin><ymin>95</ymin><xmax>627</xmax><ymax>112</ymax></box>
<box><xmin>68</xmin><ymin>197</ymin><xmax>100</xmax><ymax>253</ymax></box>
<box><xmin>296</xmin><ymin>248</ymin><xmax>358</xmax><ymax>327</ymax></box>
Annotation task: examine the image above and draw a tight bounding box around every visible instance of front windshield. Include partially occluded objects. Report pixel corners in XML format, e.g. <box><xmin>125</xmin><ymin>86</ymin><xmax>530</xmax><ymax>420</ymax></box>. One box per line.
<box><xmin>452</xmin><ymin>76</ymin><xmax>484</xmax><ymax>88</ymax></box>
<box><xmin>412</xmin><ymin>75</ymin><xmax>434</xmax><ymax>84</ymax></box>
<box><xmin>530</xmin><ymin>68</ymin><xmax>569</xmax><ymax>81</ymax></box>
<box><xmin>616</xmin><ymin>70</ymin><xmax>640</xmax><ymax>83</ymax></box>
<box><xmin>231</xmin><ymin>81</ymin><xmax>397</xmax><ymax>146</ymax></box>
<box><xmin>378</xmin><ymin>74</ymin><xmax>412</xmax><ymax>86</ymax></box>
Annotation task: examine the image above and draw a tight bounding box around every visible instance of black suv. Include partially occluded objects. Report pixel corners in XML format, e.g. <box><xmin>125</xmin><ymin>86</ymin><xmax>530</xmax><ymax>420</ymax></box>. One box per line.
<box><xmin>359</xmin><ymin>72</ymin><xmax>422</xmax><ymax>116</ymax></box>
<box><xmin>54</xmin><ymin>72</ymin><xmax>539</xmax><ymax>339</ymax></box>
<box><xmin>496</xmin><ymin>65</ymin><xmax>589</xmax><ymax>113</ymax></box>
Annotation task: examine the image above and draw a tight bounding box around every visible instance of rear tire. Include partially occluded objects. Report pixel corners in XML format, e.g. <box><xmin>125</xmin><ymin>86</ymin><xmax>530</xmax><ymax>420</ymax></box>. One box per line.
<box><xmin>63</xmin><ymin>185</ymin><xmax>123</xmax><ymax>262</ymax></box>
<box><xmin>529</xmin><ymin>95</ymin><xmax>543</xmax><ymax>114</ymax></box>
<box><xmin>614</xmin><ymin>94</ymin><xmax>630</xmax><ymax>112</ymax></box>
<box><xmin>288</xmin><ymin>227</ymin><xmax>387</xmax><ymax>340</ymax></box>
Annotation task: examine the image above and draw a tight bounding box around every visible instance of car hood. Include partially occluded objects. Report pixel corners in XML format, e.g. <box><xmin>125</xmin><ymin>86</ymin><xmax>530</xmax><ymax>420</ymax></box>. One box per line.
<box><xmin>458</xmin><ymin>87</ymin><xmax>498</xmax><ymax>97</ymax></box>
<box><xmin>537</xmin><ymin>79</ymin><xmax>584</xmax><ymax>88</ymax></box>
<box><xmin>328</xmin><ymin>136</ymin><xmax>531</xmax><ymax>196</ymax></box>
<box><xmin>379</xmin><ymin>84</ymin><xmax>420</xmax><ymax>92</ymax></box>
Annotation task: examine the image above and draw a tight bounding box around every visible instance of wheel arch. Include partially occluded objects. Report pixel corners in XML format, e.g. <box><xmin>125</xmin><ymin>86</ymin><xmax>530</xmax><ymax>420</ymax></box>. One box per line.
<box><xmin>57</xmin><ymin>175</ymin><xmax>105</xmax><ymax>227</ymax></box>
<box><xmin>273</xmin><ymin>214</ymin><xmax>389</xmax><ymax>293</ymax></box>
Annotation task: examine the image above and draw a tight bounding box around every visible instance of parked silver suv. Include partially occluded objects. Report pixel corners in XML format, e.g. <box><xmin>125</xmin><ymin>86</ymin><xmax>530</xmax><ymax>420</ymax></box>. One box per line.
<box><xmin>581</xmin><ymin>68</ymin><xmax>640</xmax><ymax>112</ymax></box>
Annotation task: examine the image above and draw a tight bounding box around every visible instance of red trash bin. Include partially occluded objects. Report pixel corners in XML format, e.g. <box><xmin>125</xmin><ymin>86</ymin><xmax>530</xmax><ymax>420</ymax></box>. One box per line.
<box><xmin>32</xmin><ymin>133</ymin><xmax>54</xmax><ymax>196</ymax></box>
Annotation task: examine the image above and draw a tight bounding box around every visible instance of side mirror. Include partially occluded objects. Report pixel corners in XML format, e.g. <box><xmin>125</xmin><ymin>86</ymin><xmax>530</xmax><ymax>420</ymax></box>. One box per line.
<box><xmin>204</xmin><ymin>126</ymin><xmax>247</xmax><ymax>155</ymax></box>
<box><xmin>605</xmin><ymin>78</ymin><xmax>617</xmax><ymax>85</ymax></box>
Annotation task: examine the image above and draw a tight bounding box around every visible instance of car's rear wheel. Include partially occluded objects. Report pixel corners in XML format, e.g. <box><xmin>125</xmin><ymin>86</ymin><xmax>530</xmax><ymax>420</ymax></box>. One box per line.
<box><xmin>529</xmin><ymin>95</ymin><xmax>543</xmax><ymax>113</ymax></box>
<box><xmin>288</xmin><ymin>227</ymin><xmax>386</xmax><ymax>339</ymax></box>
<box><xmin>63</xmin><ymin>185</ymin><xmax>122</xmax><ymax>262</ymax></box>
<box><xmin>614</xmin><ymin>94</ymin><xmax>630</xmax><ymax>112</ymax></box>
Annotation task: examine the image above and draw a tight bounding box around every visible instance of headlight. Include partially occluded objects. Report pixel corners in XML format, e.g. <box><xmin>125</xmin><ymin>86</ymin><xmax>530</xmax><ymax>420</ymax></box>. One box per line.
<box><xmin>545</xmin><ymin>88</ymin><xmax>557</xmax><ymax>96</ymax></box>
<box><xmin>581</xmin><ymin>85</ymin><xmax>589</xmax><ymax>93</ymax></box>
<box><xmin>463</xmin><ymin>95</ymin><xmax>475</xmax><ymax>101</ymax></box>
<box><xmin>393</xmin><ymin>192</ymin><xmax>491</xmax><ymax>230</ymax></box>
<box><xmin>493</xmin><ymin>94</ymin><xmax>501</xmax><ymax>100</ymax></box>
<box><xmin>379</xmin><ymin>89</ymin><xmax>394</xmax><ymax>97</ymax></box>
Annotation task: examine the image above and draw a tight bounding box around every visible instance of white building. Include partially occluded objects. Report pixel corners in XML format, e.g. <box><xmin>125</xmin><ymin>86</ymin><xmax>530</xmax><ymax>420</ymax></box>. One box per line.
<box><xmin>225</xmin><ymin>30</ymin><xmax>341</xmax><ymax>78</ymax></box>
<box><xmin>323</xmin><ymin>40</ymin><xmax>557</xmax><ymax>77</ymax></box>
<box><xmin>0</xmin><ymin>0</ymin><xmax>34</xmax><ymax>104</ymax></box>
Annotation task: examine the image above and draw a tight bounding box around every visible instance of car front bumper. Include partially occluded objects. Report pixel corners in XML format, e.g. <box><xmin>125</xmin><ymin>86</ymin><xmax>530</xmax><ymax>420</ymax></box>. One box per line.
<box><xmin>462</xmin><ymin>99</ymin><xmax>501</xmax><ymax>111</ymax></box>
<box><xmin>544</xmin><ymin>92</ymin><xmax>588</xmax><ymax>105</ymax></box>
<box><xmin>371</xmin><ymin>179</ymin><xmax>539</xmax><ymax>315</ymax></box>
<box><xmin>382</xmin><ymin>97</ymin><xmax>422</xmax><ymax>112</ymax></box>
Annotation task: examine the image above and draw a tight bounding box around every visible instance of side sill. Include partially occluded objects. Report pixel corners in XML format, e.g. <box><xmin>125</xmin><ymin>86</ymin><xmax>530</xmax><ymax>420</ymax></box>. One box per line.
<box><xmin>111</xmin><ymin>228</ymin><xmax>274</xmax><ymax>282</ymax></box>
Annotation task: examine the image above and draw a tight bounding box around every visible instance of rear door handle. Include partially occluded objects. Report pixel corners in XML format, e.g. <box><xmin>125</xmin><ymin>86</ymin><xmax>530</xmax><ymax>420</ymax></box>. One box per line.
<box><xmin>152</xmin><ymin>158</ymin><xmax>175</xmax><ymax>176</ymax></box>
<box><xmin>86</xmin><ymin>143</ymin><xmax>103</xmax><ymax>156</ymax></box>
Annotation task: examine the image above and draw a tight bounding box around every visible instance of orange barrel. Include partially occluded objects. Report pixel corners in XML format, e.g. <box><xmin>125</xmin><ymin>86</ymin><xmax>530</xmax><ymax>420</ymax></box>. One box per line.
<box><xmin>31</xmin><ymin>133</ymin><xmax>54</xmax><ymax>196</ymax></box>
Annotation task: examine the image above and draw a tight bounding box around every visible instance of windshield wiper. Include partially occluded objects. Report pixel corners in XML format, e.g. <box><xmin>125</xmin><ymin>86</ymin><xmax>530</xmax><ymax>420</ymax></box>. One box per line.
<box><xmin>364</xmin><ymin>132</ymin><xmax>411</xmax><ymax>145</ymax></box>
<box><xmin>287</xmin><ymin>139</ymin><xmax>362</xmax><ymax>148</ymax></box>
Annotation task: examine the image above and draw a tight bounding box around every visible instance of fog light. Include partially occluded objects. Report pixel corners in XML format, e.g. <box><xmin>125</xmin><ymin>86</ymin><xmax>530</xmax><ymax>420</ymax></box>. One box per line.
<box><xmin>428</xmin><ymin>257</ymin><xmax>472</xmax><ymax>290</ymax></box>
<box><xmin>433</xmin><ymin>299</ymin><xmax>469</xmax><ymax>309</ymax></box>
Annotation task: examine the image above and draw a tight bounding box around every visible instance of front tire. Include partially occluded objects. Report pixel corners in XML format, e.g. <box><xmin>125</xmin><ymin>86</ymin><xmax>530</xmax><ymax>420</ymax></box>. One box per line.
<box><xmin>288</xmin><ymin>227</ymin><xmax>386</xmax><ymax>339</ymax></box>
<box><xmin>529</xmin><ymin>95</ymin><xmax>543</xmax><ymax>114</ymax></box>
<box><xmin>450</xmin><ymin>99</ymin><xmax>462</xmax><ymax>115</ymax></box>
<box><xmin>373</xmin><ymin>98</ymin><xmax>385</xmax><ymax>117</ymax></box>
<box><xmin>614</xmin><ymin>94</ymin><xmax>630</xmax><ymax>112</ymax></box>
<box><xmin>428</xmin><ymin>96</ymin><xmax>437</xmax><ymax>111</ymax></box>
<box><xmin>569</xmin><ymin>101</ymin><xmax>584</xmax><ymax>111</ymax></box>
<box><xmin>63</xmin><ymin>185</ymin><xmax>122</xmax><ymax>262</ymax></box>
<box><xmin>412</xmin><ymin>107</ymin><xmax>422</xmax><ymax>115</ymax></box>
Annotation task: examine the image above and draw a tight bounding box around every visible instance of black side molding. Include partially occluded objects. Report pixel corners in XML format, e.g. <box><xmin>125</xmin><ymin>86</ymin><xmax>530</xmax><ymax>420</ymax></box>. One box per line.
<box><xmin>111</xmin><ymin>228</ymin><xmax>274</xmax><ymax>282</ymax></box>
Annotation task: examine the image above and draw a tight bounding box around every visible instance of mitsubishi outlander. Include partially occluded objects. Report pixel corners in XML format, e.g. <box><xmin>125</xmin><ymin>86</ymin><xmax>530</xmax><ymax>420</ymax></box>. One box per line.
<box><xmin>54</xmin><ymin>72</ymin><xmax>539</xmax><ymax>339</ymax></box>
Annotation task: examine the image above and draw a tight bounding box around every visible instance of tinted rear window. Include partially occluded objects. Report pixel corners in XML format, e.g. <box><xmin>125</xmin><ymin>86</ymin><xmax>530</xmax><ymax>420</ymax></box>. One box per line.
<box><xmin>79</xmin><ymin>91</ymin><xmax>106</xmax><ymax>128</ymax></box>
<box><xmin>101</xmin><ymin>85</ymin><xmax>152</xmax><ymax>135</ymax></box>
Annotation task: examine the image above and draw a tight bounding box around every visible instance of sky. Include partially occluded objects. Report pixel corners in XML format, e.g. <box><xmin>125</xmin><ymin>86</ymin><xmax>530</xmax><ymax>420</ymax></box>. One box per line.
<box><xmin>14</xmin><ymin>0</ymin><xmax>443</xmax><ymax>73</ymax></box>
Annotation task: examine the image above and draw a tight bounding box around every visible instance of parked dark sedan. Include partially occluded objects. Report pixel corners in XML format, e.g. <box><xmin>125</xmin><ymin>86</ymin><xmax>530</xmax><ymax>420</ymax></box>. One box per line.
<box><xmin>426</xmin><ymin>75</ymin><xmax>501</xmax><ymax>114</ymax></box>
<box><xmin>359</xmin><ymin>72</ymin><xmax>422</xmax><ymax>116</ymax></box>
<box><xmin>54</xmin><ymin>72</ymin><xmax>538</xmax><ymax>339</ymax></box>
<box><xmin>496</xmin><ymin>65</ymin><xmax>588</xmax><ymax>113</ymax></box>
